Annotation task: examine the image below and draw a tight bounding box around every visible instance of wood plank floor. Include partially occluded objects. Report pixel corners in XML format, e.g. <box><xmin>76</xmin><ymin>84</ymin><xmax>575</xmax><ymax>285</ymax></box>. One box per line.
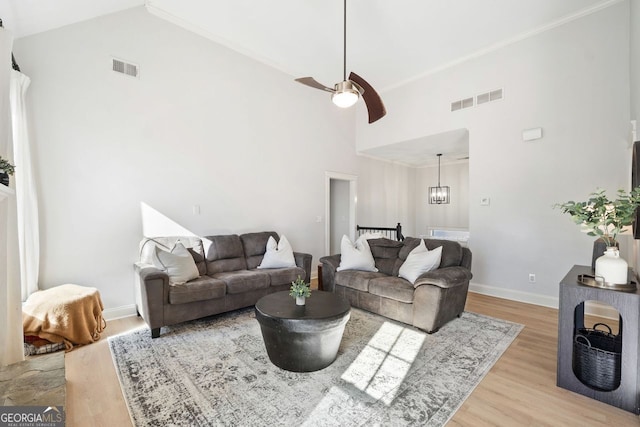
<box><xmin>64</xmin><ymin>291</ymin><xmax>639</xmax><ymax>426</ymax></box>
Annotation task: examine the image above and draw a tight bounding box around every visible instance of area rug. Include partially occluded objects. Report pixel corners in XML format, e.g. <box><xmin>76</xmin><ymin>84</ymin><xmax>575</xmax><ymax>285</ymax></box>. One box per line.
<box><xmin>109</xmin><ymin>308</ymin><xmax>522</xmax><ymax>426</ymax></box>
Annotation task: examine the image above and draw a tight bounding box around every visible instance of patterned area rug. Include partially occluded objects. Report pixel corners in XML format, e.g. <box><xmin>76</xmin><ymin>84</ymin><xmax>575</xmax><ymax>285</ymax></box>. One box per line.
<box><xmin>109</xmin><ymin>308</ymin><xmax>522</xmax><ymax>426</ymax></box>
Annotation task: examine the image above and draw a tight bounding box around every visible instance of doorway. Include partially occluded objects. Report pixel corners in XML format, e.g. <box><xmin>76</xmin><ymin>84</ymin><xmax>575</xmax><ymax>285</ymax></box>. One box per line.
<box><xmin>325</xmin><ymin>172</ymin><xmax>357</xmax><ymax>255</ymax></box>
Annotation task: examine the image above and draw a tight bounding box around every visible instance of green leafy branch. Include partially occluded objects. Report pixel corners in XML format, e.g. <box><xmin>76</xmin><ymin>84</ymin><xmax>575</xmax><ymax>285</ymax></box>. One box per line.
<box><xmin>554</xmin><ymin>187</ymin><xmax>640</xmax><ymax>246</ymax></box>
<box><xmin>0</xmin><ymin>157</ymin><xmax>15</xmax><ymax>175</ymax></box>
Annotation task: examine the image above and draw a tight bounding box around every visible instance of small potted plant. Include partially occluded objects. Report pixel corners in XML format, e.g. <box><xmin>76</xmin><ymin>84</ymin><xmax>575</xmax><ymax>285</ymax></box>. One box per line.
<box><xmin>0</xmin><ymin>156</ymin><xmax>15</xmax><ymax>187</ymax></box>
<box><xmin>289</xmin><ymin>275</ymin><xmax>311</xmax><ymax>306</ymax></box>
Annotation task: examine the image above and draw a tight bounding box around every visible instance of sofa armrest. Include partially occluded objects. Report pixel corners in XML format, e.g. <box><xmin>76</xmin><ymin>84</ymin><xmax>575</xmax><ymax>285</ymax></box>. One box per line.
<box><xmin>414</xmin><ymin>266</ymin><xmax>473</xmax><ymax>289</ymax></box>
<box><xmin>293</xmin><ymin>252</ymin><xmax>313</xmax><ymax>284</ymax></box>
<box><xmin>319</xmin><ymin>255</ymin><xmax>341</xmax><ymax>292</ymax></box>
<box><xmin>134</xmin><ymin>262</ymin><xmax>169</xmax><ymax>330</ymax></box>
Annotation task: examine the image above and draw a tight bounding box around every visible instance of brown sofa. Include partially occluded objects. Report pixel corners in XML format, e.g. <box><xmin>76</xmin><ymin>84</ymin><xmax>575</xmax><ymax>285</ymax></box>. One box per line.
<box><xmin>134</xmin><ymin>232</ymin><xmax>312</xmax><ymax>337</ymax></box>
<box><xmin>320</xmin><ymin>237</ymin><xmax>472</xmax><ymax>333</ymax></box>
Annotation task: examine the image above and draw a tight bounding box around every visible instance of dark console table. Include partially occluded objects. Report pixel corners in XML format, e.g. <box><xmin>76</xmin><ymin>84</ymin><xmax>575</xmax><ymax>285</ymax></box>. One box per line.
<box><xmin>557</xmin><ymin>265</ymin><xmax>640</xmax><ymax>414</ymax></box>
<box><xmin>255</xmin><ymin>291</ymin><xmax>350</xmax><ymax>372</ymax></box>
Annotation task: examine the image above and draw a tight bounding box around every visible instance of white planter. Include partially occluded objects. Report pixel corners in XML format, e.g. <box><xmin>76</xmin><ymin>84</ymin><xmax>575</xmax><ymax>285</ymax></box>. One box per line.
<box><xmin>295</xmin><ymin>296</ymin><xmax>306</xmax><ymax>306</ymax></box>
<box><xmin>595</xmin><ymin>246</ymin><xmax>628</xmax><ymax>284</ymax></box>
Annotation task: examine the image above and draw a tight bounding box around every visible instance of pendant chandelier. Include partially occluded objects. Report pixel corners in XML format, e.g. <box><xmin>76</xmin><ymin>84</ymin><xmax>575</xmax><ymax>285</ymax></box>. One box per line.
<box><xmin>429</xmin><ymin>154</ymin><xmax>450</xmax><ymax>204</ymax></box>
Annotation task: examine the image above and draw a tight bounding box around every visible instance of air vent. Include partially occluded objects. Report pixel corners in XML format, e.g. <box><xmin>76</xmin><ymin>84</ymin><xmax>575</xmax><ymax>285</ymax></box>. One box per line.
<box><xmin>112</xmin><ymin>58</ymin><xmax>139</xmax><ymax>78</ymax></box>
<box><xmin>452</xmin><ymin>89</ymin><xmax>502</xmax><ymax>112</ymax></box>
<box><xmin>451</xmin><ymin>97</ymin><xmax>474</xmax><ymax>112</ymax></box>
<box><xmin>477</xmin><ymin>88</ymin><xmax>503</xmax><ymax>106</ymax></box>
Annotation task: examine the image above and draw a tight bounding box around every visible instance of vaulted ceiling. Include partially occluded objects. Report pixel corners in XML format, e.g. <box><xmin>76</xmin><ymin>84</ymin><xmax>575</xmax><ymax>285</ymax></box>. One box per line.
<box><xmin>1</xmin><ymin>0</ymin><xmax>612</xmax><ymax>90</ymax></box>
<box><xmin>0</xmin><ymin>0</ymin><xmax>616</xmax><ymax>166</ymax></box>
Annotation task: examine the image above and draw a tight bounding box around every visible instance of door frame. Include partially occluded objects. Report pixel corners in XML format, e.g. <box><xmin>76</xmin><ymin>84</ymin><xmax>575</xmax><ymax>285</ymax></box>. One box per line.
<box><xmin>325</xmin><ymin>172</ymin><xmax>358</xmax><ymax>255</ymax></box>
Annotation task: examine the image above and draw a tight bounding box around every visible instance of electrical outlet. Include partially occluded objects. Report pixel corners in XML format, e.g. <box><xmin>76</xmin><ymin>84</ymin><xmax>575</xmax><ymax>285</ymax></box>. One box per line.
<box><xmin>529</xmin><ymin>273</ymin><xmax>536</xmax><ymax>283</ymax></box>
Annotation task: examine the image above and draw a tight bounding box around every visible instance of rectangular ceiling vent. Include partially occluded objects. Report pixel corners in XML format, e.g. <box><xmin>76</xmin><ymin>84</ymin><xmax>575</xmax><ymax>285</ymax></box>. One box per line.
<box><xmin>450</xmin><ymin>97</ymin><xmax>474</xmax><ymax>112</ymax></box>
<box><xmin>112</xmin><ymin>58</ymin><xmax>139</xmax><ymax>78</ymax></box>
<box><xmin>452</xmin><ymin>88</ymin><xmax>503</xmax><ymax>112</ymax></box>
<box><xmin>477</xmin><ymin>88</ymin><xmax>503</xmax><ymax>105</ymax></box>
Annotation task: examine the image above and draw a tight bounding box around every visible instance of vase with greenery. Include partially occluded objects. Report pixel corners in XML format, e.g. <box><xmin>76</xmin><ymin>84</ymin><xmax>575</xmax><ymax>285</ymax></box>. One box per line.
<box><xmin>289</xmin><ymin>276</ymin><xmax>311</xmax><ymax>306</ymax></box>
<box><xmin>555</xmin><ymin>187</ymin><xmax>640</xmax><ymax>284</ymax></box>
<box><xmin>0</xmin><ymin>156</ymin><xmax>15</xmax><ymax>187</ymax></box>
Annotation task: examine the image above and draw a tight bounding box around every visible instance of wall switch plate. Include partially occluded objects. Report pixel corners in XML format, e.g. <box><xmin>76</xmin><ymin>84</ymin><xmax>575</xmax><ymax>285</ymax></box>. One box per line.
<box><xmin>316</xmin><ymin>216</ymin><xmax>322</xmax><ymax>223</ymax></box>
<box><xmin>529</xmin><ymin>273</ymin><xmax>536</xmax><ymax>283</ymax></box>
<box><xmin>193</xmin><ymin>205</ymin><xmax>200</xmax><ymax>215</ymax></box>
<box><xmin>480</xmin><ymin>197</ymin><xmax>490</xmax><ymax>206</ymax></box>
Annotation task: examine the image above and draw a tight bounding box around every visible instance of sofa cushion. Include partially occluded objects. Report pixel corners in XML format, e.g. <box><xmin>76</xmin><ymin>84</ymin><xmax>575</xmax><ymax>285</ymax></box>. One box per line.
<box><xmin>205</xmin><ymin>234</ymin><xmax>248</xmax><ymax>274</ymax></box>
<box><xmin>155</xmin><ymin>243</ymin><xmax>200</xmax><ymax>285</ymax></box>
<box><xmin>368</xmin><ymin>276</ymin><xmax>414</xmax><ymax>304</ymax></box>
<box><xmin>399</xmin><ymin>237</ymin><xmax>463</xmax><ymax>269</ymax></box>
<box><xmin>139</xmin><ymin>236</ymin><xmax>207</xmax><ymax>276</ymax></box>
<box><xmin>259</xmin><ymin>266</ymin><xmax>307</xmax><ymax>287</ymax></box>
<box><xmin>212</xmin><ymin>270</ymin><xmax>270</xmax><ymax>294</ymax></box>
<box><xmin>168</xmin><ymin>275</ymin><xmax>226</xmax><ymax>305</ymax></box>
<box><xmin>241</xmin><ymin>231</ymin><xmax>279</xmax><ymax>269</ymax></box>
<box><xmin>398</xmin><ymin>241</ymin><xmax>442</xmax><ymax>284</ymax></box>
<box><xmin>368</xmin><ymin>238</ymin><xmax>403</xmax><ymax>275</ymax></box>
<box><xmin>257</xmin><ymin>235</ymin><xmax>296</xmax><ymax>269</ymax></box>
<box><xmin>335</xmin><ymin>270</ymin><xmax>386</xmax><ymax>292</ymax></box>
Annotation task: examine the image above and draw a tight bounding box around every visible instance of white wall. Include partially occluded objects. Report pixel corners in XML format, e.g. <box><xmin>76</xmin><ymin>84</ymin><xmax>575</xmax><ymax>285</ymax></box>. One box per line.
<box><xmin>415</xmin><ymin>161</ymin><xmax>469</xmax><ymax>235</ymax></box>
<box><xmin>14</xmin><ymin>7</ymin><xmax>413</xmax><ymax>310</ymax></box>
<box><xmin>631</xmin><ymin>0</ymin><xmax>640</xmax><ymax>126</ymax></box>
<box><xmin>357</xmin><ymin>2</ymin><xmax>631</xmax><ymax>300</ymax></box>
<box><xmin>355</xmin><ymin>157</ymin><xmax>416</xmax><ymax>238</ymax></box>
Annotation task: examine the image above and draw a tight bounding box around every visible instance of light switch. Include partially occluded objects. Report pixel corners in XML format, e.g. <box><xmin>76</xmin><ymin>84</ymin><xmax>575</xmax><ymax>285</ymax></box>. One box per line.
<box><xmin>480</xmin><ymin>197</ymin><xmax>490</xmax><ymax>206</ymax></box>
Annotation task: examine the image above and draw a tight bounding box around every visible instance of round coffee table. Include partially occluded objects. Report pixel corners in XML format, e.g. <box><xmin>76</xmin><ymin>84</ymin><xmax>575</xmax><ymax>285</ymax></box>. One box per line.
<box><xmin>255</xmin><ymin>291</ymin><xmax>351</xmax><ymax>372</ymax></box>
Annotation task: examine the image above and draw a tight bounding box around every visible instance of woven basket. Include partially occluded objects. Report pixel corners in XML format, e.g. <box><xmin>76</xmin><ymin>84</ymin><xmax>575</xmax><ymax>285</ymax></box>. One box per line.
<box><xmin>572</xmin><ymin>323</ymin><xmax>622</xmax><ymax>391</ymax></box>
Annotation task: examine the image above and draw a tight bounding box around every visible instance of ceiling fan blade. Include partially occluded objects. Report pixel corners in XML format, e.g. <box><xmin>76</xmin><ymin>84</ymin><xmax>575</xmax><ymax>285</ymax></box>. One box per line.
<box><xmin>348</xmin><ymin>72</ymin><xmax>386</xmax><ymax>124</ymax></box>
<box><xmin>295</xmin><ymin>77</ymin><xmax>335</xmax><ymax>93</ymax></box>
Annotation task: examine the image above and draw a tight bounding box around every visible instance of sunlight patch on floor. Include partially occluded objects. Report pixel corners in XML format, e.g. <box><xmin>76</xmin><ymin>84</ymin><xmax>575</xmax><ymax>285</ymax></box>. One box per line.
<box><xmin>341</xmin><ymin>321</ymin><xmax>425</xmax><ymax>404</ymax></box>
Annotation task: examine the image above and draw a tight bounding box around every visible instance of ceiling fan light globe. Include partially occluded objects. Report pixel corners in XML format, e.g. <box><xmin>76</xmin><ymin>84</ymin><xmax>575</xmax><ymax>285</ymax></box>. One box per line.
<box><xmin>332</xmin><ymin>90</ymin><xmax>359</xmax><ymax>108</ymax></box>
<box><xmin>332</xmin><ymin>80</ymin><xmax>360</xmax><ymax>108</ymax></box>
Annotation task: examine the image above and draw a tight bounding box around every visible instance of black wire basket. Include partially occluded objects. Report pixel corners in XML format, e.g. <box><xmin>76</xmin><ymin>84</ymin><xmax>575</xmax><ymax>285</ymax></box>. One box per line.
<box><xmin>572</xmin><ymin>323</ymin><xmax>622</xmax><ymax>391</ymax></box>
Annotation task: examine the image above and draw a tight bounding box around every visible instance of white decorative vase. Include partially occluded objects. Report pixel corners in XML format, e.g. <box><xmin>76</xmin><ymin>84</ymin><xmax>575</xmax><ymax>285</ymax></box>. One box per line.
<box><xmin>594</xmin><ymin>246</ymin><xmax>628</xmax><ymax>284</ymax></box>
<box><xmin>296</xmin><ymin>296</ymin><xmax>306</xmax><ymax>306</ymax></box>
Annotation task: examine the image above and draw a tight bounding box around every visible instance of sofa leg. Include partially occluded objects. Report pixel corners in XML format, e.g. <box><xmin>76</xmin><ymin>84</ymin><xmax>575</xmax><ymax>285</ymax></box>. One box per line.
<box><xmin>136</xmin><ymin>309</ymin><xmax>141</xmax><ymax>317</ymax></box>
<box><xmin>151</xmin><ymin>328</ymin><xmax>160</xmax><ymax>338</ymax></box>
<box><xmin>426</xmin><ymin>327</ymin><xmax>439</xmax><ymax>334</ymax></box>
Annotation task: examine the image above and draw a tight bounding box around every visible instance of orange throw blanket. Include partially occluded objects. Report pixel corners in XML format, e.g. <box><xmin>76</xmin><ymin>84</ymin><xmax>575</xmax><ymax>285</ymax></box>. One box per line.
<box><xmin>22</xmin><ymin>284</ymin><xmax>107</xmax><ymax>351</ymax></box>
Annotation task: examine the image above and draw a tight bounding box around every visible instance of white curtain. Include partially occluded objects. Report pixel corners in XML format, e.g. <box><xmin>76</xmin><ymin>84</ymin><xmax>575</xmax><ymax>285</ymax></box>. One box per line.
<box><xmin>0</xmin><ymin>27</ymin><xmax>24</xmax><ymax>366</ymax></box>
<box><xmin>10</xmin><ymin>70</ymin><xmax>39</xmax><ymax>299</ymax></box>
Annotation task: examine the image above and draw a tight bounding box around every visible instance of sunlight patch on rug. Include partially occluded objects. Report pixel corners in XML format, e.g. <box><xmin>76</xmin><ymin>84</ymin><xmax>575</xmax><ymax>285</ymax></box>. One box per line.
<box><xmin>109</xmin><ymin>308</ymin><xmax>522</xmax><ymax>426</ymax></box>
<box><xmin>341</xmin><ymin>322</ymin><xmax>425</xmax><ymax>404</ymax></box>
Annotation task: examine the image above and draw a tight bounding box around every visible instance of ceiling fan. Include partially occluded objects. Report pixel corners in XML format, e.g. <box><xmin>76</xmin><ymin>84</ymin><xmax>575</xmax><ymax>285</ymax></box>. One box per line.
<box><xmin>295</xmin><ymin>0</ymin><xmax>386</xmax><ymax>124</ymax></box>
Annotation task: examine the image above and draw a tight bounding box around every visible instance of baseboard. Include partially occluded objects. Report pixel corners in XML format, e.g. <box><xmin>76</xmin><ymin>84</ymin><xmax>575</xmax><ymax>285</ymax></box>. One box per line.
<box><xmin>469</xmin><ymin>282</ymin><xmax>619</xmax><ymax>320</ymax></box>
<box><xmin>103</xmin><ymin>304</ymin><xmax>137</xmax><ymax>321</ymax></box>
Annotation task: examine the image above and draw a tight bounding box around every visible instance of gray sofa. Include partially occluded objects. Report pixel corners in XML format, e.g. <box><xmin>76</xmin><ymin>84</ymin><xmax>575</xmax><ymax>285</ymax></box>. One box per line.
<box><xmin>320</xmin><ymin>237</ymin><xmax>472</xmax><ymax>333</ymax></box>
<box><xmin>134</xmin><ymin>232</ymin><xmax>312</xmax><ymax>337</ymax></box>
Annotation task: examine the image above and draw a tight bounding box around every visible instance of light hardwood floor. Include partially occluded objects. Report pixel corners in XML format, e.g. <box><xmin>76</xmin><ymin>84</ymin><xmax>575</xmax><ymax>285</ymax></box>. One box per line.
<box><xmin>65</xmin><ymin>291</ymin><xmax>639</xmax><ymax>426</ymax></box>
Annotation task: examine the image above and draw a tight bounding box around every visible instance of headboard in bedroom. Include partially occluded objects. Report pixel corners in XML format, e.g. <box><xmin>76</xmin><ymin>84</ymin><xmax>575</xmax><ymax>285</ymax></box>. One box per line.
<box><xmin>356</xmin><ymin>223</ymin><xmax>405</xmax><ymax>241</ymax></box>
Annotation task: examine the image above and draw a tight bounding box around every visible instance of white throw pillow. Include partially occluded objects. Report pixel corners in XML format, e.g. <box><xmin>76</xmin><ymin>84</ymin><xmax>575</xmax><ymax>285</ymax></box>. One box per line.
<box><xmin>257</xmin><ymin>235</ymin><xmax>296</xmax><ymax>269</ymax></box>
<box><xmin>337</xmin><ymin>235</ymin><xmax>378</xmax><ymax>272</ymax></box>
<box><xmin>155</xmin><ymin>242</ymin><xmax>200</xmax><ymax>285</ymax></box>
<box><xmin>398</xmin><ymin>240</ymin><xmax>442</xmax><ymax>285</ymax></box>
